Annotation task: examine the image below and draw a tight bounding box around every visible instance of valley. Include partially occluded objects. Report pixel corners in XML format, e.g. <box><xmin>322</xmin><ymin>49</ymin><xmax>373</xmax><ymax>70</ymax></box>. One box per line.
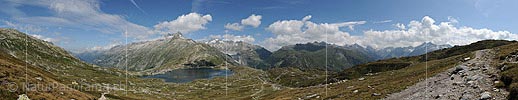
<box><xmin>1</xmin><ymin>28</ymin><xmax>517</xmax><ymax>100</ymax></box>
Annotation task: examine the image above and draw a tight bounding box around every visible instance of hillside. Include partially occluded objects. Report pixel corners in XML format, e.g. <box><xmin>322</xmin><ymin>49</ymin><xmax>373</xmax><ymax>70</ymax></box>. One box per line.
<box><xmin>0</xmin><ymin>28</ymin><xmax>132</xmax><ymax>99</ymax></box>
<box><xmin>0</xmin><ymin>28</ymin><xmax>285</xmax><ymax>99</ymax></box>
<box><xmin>262</xmin><ymin>40</ymin><xmax>517</xmax><ymax>99</ymax></box>
<box><xmin>0</xmin><ymin>32</ymin><xmax>95</xmax><ymax>99</ymax></box>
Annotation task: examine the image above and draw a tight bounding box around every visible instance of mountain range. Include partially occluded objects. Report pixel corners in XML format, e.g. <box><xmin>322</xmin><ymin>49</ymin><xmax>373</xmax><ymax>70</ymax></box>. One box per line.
<box><xmin>76</xmin><ymin>33</ymin><xmax>452</xmax><ymax>73</ymax></box>
<box><xmin>77</xmin><ymin>32</ymin><xmax>235</xmax><ymax>75</ymax></box>
<box><xmin>205</xmin><ymin>39</ymin><xmax>272</xmax><ymax>69</ymax></box>
<box><xmin>2</xmin><ymin>28</ymin><xmax>517</xmax><ymax>99</ymax></box>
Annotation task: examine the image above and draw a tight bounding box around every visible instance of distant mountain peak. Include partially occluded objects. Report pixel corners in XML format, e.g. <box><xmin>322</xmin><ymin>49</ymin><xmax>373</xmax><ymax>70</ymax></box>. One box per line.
<box><xmin>165</xmin><ymin>32</ymin><xmax>184</xmax><ymax>39</ymax></box>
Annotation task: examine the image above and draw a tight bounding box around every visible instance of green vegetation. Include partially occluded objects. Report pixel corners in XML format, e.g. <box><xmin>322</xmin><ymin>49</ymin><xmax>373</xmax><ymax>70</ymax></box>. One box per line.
<box><xmin>333</xmin><ymin>40</ymin><xmax>516</xmax><ymax>82</ymax></box>
<box><xmin>493</xmin><ymin>42</ymin><xmax>518</xmax><ymax>100</ymax></box>
<box><xmin>267</xmin><ymin>42</ymin><xmax>374</xmax><ymax>72</ymax></box>
<box><xmin>266</xmin><ymin>67</ymin><xmax>328</xmax><ymax>87</ymax></box>
<box><xmin>0</xmin><ymin>28</ymin><xmax>282</xmax><ymax>99</ymax></box>
<box><xmin>261</xmin><ymin>40</ymin><xmax>516</xmax><ymax>99</ymax></box>
<box><xmin>263</xmin><ymin>51</ymin><xmax>471</xmax><ymax>99</ymax></box>
<box><xmin>3</xmin><ymin>28</ymin><xmax>518</xmax><ymax>99</ymax></box>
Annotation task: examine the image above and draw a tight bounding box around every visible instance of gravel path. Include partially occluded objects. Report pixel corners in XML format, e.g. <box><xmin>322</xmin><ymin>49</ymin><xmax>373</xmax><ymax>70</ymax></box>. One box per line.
<box><xmin>384</xmin><ymin>49</ymin><xmax>509</xmax><ymax>100</ymax></box>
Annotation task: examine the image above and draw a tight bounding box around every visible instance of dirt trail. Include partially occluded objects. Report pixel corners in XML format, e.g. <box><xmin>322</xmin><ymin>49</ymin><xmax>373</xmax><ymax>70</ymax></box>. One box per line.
<box><xmin>385</xmin><ymin>49</ymin><xmax>509</xmax><ymax>100</ymax></box>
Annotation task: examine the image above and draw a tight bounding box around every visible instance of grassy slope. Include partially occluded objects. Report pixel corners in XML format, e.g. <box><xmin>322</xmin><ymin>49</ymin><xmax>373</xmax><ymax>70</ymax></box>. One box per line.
<box><xmin>0</xmin><ymin>50</ymin><xmax>96</xmax><ymax>99</ymax></box>
<box><xmin>262</xmin><ymin>40</ymin><xmax>516</xmax><ymax>99</ymax></box>
<box><xmin>493</xmin><ymin>42</ymin><xmax>518</xmax><ymax>100</ymax></box>
<box><xmin>1</xmin><ymin>28</ymin><xmax>281</xmax><ymax>99</ymax></box>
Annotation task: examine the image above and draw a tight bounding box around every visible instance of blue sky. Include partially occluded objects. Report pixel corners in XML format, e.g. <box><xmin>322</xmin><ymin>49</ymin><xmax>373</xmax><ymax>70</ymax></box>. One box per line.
<box><xmin>1</xmin><ymin>0</ymin><xmax>518</xmax><ymax>52</ymax></box>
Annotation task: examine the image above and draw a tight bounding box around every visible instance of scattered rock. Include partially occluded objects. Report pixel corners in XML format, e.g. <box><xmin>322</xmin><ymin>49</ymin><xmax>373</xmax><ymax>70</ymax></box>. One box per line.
<box><xmin>99</xmin><ymin>93</ymin><xmax>107</xmax><ymax>100</ymax></box>
<box><xmin>358</xmin><ymin>77</ymin><xmax>365</xmax><ymax>81</ymax></box>
<box><xmin>493</xmin><ymin>88</ymin><xmax>500</xmax><ymax>92</ymax></box>
<box><xmin>467</xmin><ymin>81</ymin><xmax>475</xmax><ymax>86</ymax></box>
<box><xmin>464</xmin><ymin>57</ymin><xmax>471</xmax><ymax>61</ymax></box>
<box><xmin>500</xmin><ymin>65</ymin><xmax>507</xmax><ymax>71</ymax></box>
<box><xmin>480</xmin><ymin>92</ymin><xmax>491</xmax><ymax>100</ymax></box>
<box><xmin>365</xmin><ymin>73</ymin><xmax>374</xmax><ymax>76</ymax></box>
<box><xmin>17</xmin><ymin>94</ymin><xmax>30</xmax><ymax>100</ymax></box>
<box><xmin>494</xmin><ymin>81</ymin><xmax>501</xmax><ymax>84</ymax></box>
<box><xmin>470</xmin><ymin>67</ymin><xmax>479</xmax><ymax>71</ymax></box>
<box><xmin>468</xmin><ymin>75</ymin><xmax>480</xmax><ymax>81</ymax></box>
<box><xmin>305</xmin><ymin>94</ymin><xmax>318</xmax><ymax>99</ymax></box>
<box><xmin>35</xmin><ymin>77</ymin><xmax>42</xmax><ymax>81</ymax></box>
<box><xmin>434</xmin><ymin>95</ymin><xmax>441</xmax><ymax>99</ymax></box>
<box><xmin>450</xmin><ymin>75</ymin><xmax>455</xmax><ymax>80</ymax></box>
<box><xmin>453</xmin><ymin>66</ymin><xmax>467</xmax><ymax>74</ymax></box>
<box><xmin>372</xmin><ymin>93</ymin><xmax>381</xmax><ymax>96</ymax></box>
<box><xmin>71</xmin><ymin>81</ymin><xmax>78</xmax><ymax>85</ymax></box>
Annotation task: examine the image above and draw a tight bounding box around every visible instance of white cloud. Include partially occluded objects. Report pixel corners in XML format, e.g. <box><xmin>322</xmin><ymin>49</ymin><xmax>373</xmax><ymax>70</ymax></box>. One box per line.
<box><xmin>359</xmin><ymin>16</ymin><xmax>518</xmax><ymax>48</ymax></box>
<box><xmin>263</xmin><ymin>15</ymin><xmax>366</xmax><ymax>51</ymax></box>
<box><xmin>224</xmin><ymin>14</ymin><xmax>262</xmax><ymax>31</ymax></box>
<box><xmin>224</xmin><ymin>23</ymin><xmax>244</xmax><ymax>31</ymax></box>
<box><xmin>154</xmin><ymin>13</ymin><xmax>212</xmax><ymax>34</ymax></box>
<box><xmin>88</xmin><ymin>42</ymin><xmax>121</xmax><ymax>51</ymax></box>
<box><xmin>3</xmin><ymin>21</ymin><xmax>43</xmax><ymax>33</ymax></box>
<box><xmin>129</xmin><ymin>0</ymin><xmax>147</xmax><ymax>14</ymax></box>
<box><xmin>241</xmin><ymin>14</ymin><xmax>262</xmax><ymax>27</ymax></box>
<box><xmin>262</xmin><ymin>15</ymin><xmax>518</xmax><ymax>51</ymax></box>
<box><xmin>209</xmin><ymin>34</ymin><xmax>255</xmax><ymax>43</ymax></box>
<box><xmin>447</xmin><ymin>16</ymin><xmax>459</xmax><ymax>24</ymax></box>
<box><xmin>0</xmin><ymin>0</ymin><xmax>154</xmax><ymax>39</ymax></box>
<box><xmin>395</xmin><ymin>23</ymin><xmax>406</xmax><ymax>30</ymax></box>
<box><xmin>374</xmin><ymin>20</ymin><xmax>392</xmax><ymax>24</ymax></box>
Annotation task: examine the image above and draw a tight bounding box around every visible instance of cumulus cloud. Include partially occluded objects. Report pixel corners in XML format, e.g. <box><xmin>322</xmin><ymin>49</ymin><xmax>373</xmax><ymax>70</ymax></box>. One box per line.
<box><xmin>359</xmin><ymin>16</ymin><xmax>518</xmax><ymax>48</ymax></box>
<box><xmin>209</xmin><ymin>34</ymin><xmax>255</xmax><ymax>43</ymax></box>
<box><xmin>394</xmin><ymin>23</ymin><xmax>406</xmax><ymax>30</ymax></box>
<box><xmin>262</xmin><ymin>15</ymin><xmax>518</xmax><ymax>51</ymax></box>
<box><xmin>0</xmin><ymin>0</ymin><xmax>154</xmax><ymax>39</ymax></box>
<box><xmin>241</xmin><ymin>14</ymin><xmax>262</xmax><ymax>27</ymax></box>
<box><xmin>263</xmin><ymin>15</ymin><xmax>366</xmax><ymax>51</ymax></box>
<box><xmin>154</xmin><ymin>13</ymin><xmax>212</xmax><ymax>34</ymax></box>
<box><xmin>224</xmin><ymin>14</ymin><xmax>262</xmax><ymax>31</ymax></box>
<box><xmin>224</xmin><ymin>23</ymin><xmax>244</xmax><ymax>31</ymax></box>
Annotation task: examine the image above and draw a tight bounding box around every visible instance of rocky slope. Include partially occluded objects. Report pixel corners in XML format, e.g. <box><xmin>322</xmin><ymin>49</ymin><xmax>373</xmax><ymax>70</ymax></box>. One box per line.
<box><xmin>385</xmin><ymin>49</ymin><xmax>509</xmax><ymax>100</ymax></box>
<box><xmin>78</xmin><ymin>32</ymin><xmax>235</xmax><ymax>75</ymax></box>
<box><xmin>205</xmin><ymin>39</ymin><xmax>272</xmax><ymax>69</ymax></box>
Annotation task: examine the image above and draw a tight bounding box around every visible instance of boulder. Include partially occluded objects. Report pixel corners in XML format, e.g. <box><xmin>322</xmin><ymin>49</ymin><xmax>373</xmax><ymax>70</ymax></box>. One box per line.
<box><xmin>480</xmin><ymin>92</ymin><xmax>491</xmax><ymax>100</ymax></box>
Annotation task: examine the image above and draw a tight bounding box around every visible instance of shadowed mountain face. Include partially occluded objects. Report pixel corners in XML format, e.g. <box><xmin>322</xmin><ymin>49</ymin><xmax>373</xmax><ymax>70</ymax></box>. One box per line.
<box><xmin>205</xmin><ymin>39</ymin><xmax>272</xmax><ymax>69</ymax></box>
<box><xmin>267</xmin><ymin>42</ymin><xmax>376</xmax><ymax>72</ymax></box>
<box><xmin>77</xmin><ymin>32</ymin><xmax>234</xmax><ymax>74</ymax></box>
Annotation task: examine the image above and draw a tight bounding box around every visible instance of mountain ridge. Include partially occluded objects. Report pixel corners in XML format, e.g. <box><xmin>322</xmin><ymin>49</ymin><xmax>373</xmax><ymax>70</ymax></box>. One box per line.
<box><xmin>77</xmin><ymin>32</ymin><xmax>236</xmax><ymax>75</ymax></box>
